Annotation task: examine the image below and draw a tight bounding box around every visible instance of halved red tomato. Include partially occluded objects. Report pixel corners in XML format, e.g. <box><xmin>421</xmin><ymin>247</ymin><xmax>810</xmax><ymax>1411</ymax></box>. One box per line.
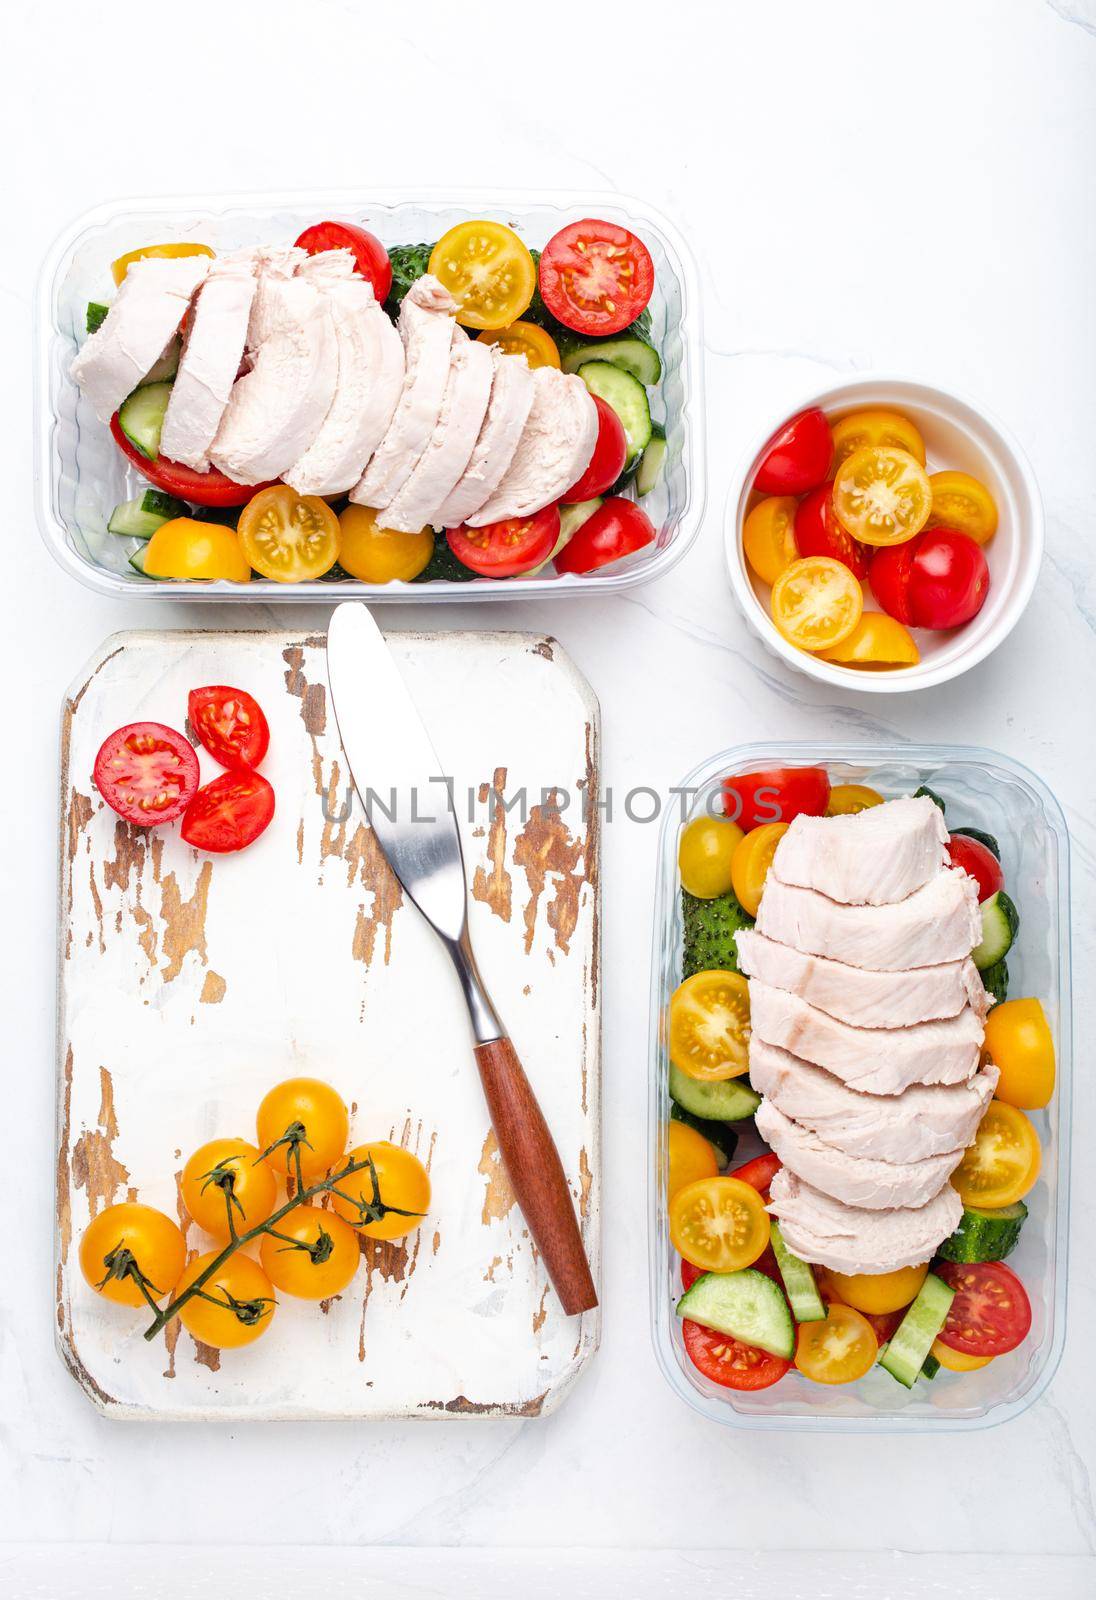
<box><xmin>181</xmin><ymin>770</ymin><xmax>275</xmax><ymax>854</ymax></box>
<box><xmin>682</xmin><ymin>1318</ymin><xmax>791</xmax><ymax>1390</ymax></box>
<box><xmin>446</xmin><ymin>506</ymin><xmax>560</xmax><ymax>578</ymax></box>
<box><xmin>935</xmin><ymin>1261</ymin><xmax>1032</xmax><ymax>1357</ymax></box>
<box><xmin>538</xmin><ymin>219</ymin><xmax>654</xmax><ymax>336</ymax></box>
<box><xmin>754</xmin><ymin>409</ymin><xmax>833</xmax><ymax>496</ymax></box>
<box><xmin>294</xmin><ymin>221</ymin><xmax>392</xmax><ymax>302</ymax></box>
<box><xmin>727</xmin><ymin>1152</ymin><xmax>782</xmax><ymax>1202</ymax></box>
<box><xmin>794</xmin><ymin>484</ymin><xmax>871</xmax><ymax>579</ymax></box>
<box><xmin>188</xmin><ymin>686</ymin><xmax>270</xmax><ymax>770</ymax></box>
<box><xmin>861</xmin><ymin>1308</ymin><xmax>904</xmax><ymax>1345</ymax></box>
<box><xmin>94</xmin><ymin>722</ymin><xmax>199</xmax><ymax>827</ymax></box>
<box><xmin>554</xmin><ymin>497</ymin><xmax>656</xmax><ymax>575</ymax></box>
<box><xmin>946</xmin><ymin>834</ymin><xmax>1004</xmax><ymax>903</ymax></box>
<box><xmin>681</xmin><ymin>1259</ymin><xmax>705</xmax><ymax>1291</ymax></box>
<box><xmin>563</xmin><ymin>395</ymin><xmax>627</xmax><ymax>502</ymax></box>
<box><xmin>722</xmin><ymin>767</ymin><xmax>831</xmax><ymax>831</ymax></box>
<box><xmin>110</xmin><ymin>415</ymin><xmax>270</xmax><ymax>508</ymax></box>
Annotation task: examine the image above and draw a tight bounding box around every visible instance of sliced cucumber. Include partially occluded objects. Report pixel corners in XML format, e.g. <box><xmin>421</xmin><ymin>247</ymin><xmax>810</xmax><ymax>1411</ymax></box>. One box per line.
<box><xmin>530</xmin><ymin>498</ymin><xmax>602</xmax><ymax>576</ymax></box>
<box><xmin>914</xmin><ymin>785</ymin><xmax>946</xmax><ymax>814</ymax></box>
<box><xmin>920</xmin><ymin>1352</ymin><xmax>941</xmax><ymax>1381</ymax></box>
<box><xmin>561</xmin><ymin>335</ymin><xmax>662</xmax><ymax>386</ymax></box>
<box><xmin>980</xmin><ymin>957</ymin><xmax>1009</xmax><ymax>1008</ymax></box>
<box><xmin>937</xmin><ymin>1200</ymin><xmax>1028</xmax><ymax>1264</ymax></box>
<box><xmin>578</xmin><ymin>360</ymin><xmax>652</xmax><ymax>464</ymax></box>
<box><xmin>676</xmin><ymin>1268</ymin><xmax>795</xmax><ymax>1359</ymax></box>
<box><xmin>144</xmin><ymin>334</ymin><xmax>181</xmax><ymax>384</ymax></box>
<box><xmin>669</xmin><ymin>1063</ymin><xmax>761</xmax><ymax>1123</ymax></box>
<box><xmin>636</xmin><ymin>423</ymin><xmax>667</xmax><ymax>496</ymax></box>
<box><xmin>107</xmin><ymin>489</ymin><xmax>188</xmax><ymax>540</ymax></box>
<box><xmin>879</xmin><ymin>1273</ymin><xmax>955</xmax><ymax>1388</ymax></box>
<box><xmin>127</xmin><ymin>545</ymin><xmax>154</xmax><ymax>577</ymax></box>
<box><xmin>670</xmin><ymin>1104</ymin><xmax>738</xmax><ymax>1167</ymax></box>
<box><xmin>118</xmin><ymin>381</ymin><xmax>173</xmax><ymax>460</ymax></box>
<box><xmin>972</xmin><ymin>890</ymin><xmax>1019</xmax><ymax>971</ymax></box>
<box><xmin>86</xmin><ymin>300</ymin><xmax>109</xmax><ymax>335</ymax></box>
<box><xmin>770</xmin><ymin>1221</ymin><xmax>826</xmax><ymax>1323</ymax></box>
<box><xmin>951</xmin><ymin>825</ymin><xmax>1001</xmax><ymax>861</ymax></box>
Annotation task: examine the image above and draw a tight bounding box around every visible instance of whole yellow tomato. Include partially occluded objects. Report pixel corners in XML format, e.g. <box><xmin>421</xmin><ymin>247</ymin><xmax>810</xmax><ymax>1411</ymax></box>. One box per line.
<box><xmin>330</xmin><ymin>1142</ymin><xmax>430</xmax><ymax>1241</ymax></box>
<box><xmin>79</xmin><ymin>1202</ymin><xmax>187</xmax><ymax>1307</ymax></box>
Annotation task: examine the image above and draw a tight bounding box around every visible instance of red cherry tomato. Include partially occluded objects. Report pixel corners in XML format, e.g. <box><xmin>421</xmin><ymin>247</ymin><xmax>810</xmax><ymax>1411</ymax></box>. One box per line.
<box><xmin>538</xmin><ymin>219</ymin><xmax>654</xmax><ymax>337</ymax></box>
<box><xmin>683</xmin><ymin>1245</ymin><xmax>783</xmax><ymax>1291</ymax></box>
<box><xmin>794</xmin><ymin>484</ymin><xmax>871</xmax><ymax>579</ymax></box>
<box><xmin>681</xmin><ymin>1259</ymin><xmax>705</xmax><ymax>1291</ymax></box>
<box><xmin>446</xmin><ymin>505</ymin><xmax>560</xmax><ymax>578</ymax></box>
<box><xmin>563</xmin><ymin>396</ymin><xmax>627</xmax><ymax>502</ymax></box>
<box><xmin>722</xmin><ymin>767</ymin><xmax>831</xmax><ymax>831</ymax></box>
<box><xmin>935</xmin><ymin>1261</ymin><xmax>1032</xmax><ymax>1357</ymax></box>
<box><xmin>188</xmin><ymin>686</ymin><xmax>270</xmax><ymax>770</ymax></box>
<box><xmin>868</xmin><ymin>541</ymin><xmax>917</xmax><ymax>625</ymax></box>
<box><xmin>946</xmin><ymin>834</ymin><xmax>1004</xmax><ymax>903</ymax></box>
<box><xmin>907</xmin><ymin>528</ymin><xmax>991</xmax><ymax>629</ymax></box>
<box><xmin>181</xmin><ymin>770</ymin><xmax>275</xmax><ymax>854</ymax></box>
<box><xmin>754</xmin><ymin>408</ymin><xmax>833</xmax><ymax>495</ymax></box>
<box><xmin>554</xmin><ymin>497</ymin><xmax>656</xmax><ymax>575</ymax></box>
<box><xmin>727</xmin><ymin>1152</ymin><xmax>782</xmax><ymax>1201</ymax></box>
<box><xmin>682</xmin><ymin>1318</ymin><xmax>791</xmax><ymax>1390</ymax></box>
<box><xmin>109</xmin><ymin>415</ymin><xmax>271</xmax><ymax>508</ymax></box>
<box><xmin>294</xmin><ymin>221</ymin><xmax>392</xmax><ymax>302</ymax></box>
<box><xmin>861</xmin><ymin>1308</ymin><xmax>904</xmax><ymax>1345</ymax></box>
<box><xmin>94</xmin><ymin>722</ymin><xmax>199</xmax><ymax>827</ymax></box>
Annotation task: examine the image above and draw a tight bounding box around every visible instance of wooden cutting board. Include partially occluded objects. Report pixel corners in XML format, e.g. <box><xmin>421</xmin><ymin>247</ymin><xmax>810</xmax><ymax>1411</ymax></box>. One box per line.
<box><xmin>55</xmin><ymin>629</ymin><xmax>600</xmax><ymax>1421</ymax></box>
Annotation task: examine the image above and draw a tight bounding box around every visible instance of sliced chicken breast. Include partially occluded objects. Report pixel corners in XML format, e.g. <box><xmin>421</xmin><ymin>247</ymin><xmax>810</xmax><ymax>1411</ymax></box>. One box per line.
<box><xmin>71</xmin><ymin>254</ymin><xmax>211</xmax><ymax>424</ymax></box>
<box><xmin>466</xmin><ymin>367</ymin><xmax>598</xmax><ymax>526</ymax></box>
<box><xmin>756</xmin><ymin>1099</ymin><xmax>964</xmax><ymax>1210</ymax></box>
<box><xmin>432</xmin><ymin>348</ymin><xmax>536</xmax><ymax>529</ymax></box>
<box><xmin>748</xmin><ymin>982</ymin><xmax>985</xmax><ymax>1094</ymax></box>
<box><xmin>767</xmin><ymin>1168</ymin><xmax>963</xmax><ymax>1275</ymax></box>
<box><xmin>159</xmin><ymin>252</ymin><xmax>258</xmax><ymax>471</ymax></box>
<box><xmin>351</xmin><ymin>274</ymin><xmax>457</xmax><ymax>510</ymax></box>
<box><xmin>754</xmin><ymin>868</ymin><xmax>982</xmax><ymax>971</ymax></box>
<box><xmin>749</xmin><ymin>1040</ymin><xmax>998</xmax><ymax>1162</ymax></box>
<box><xmin>772</xmin><ymin>795</ymin><xmax>948</xmax><ymax>906</ymax></box>
<box><xmin>209</xmin><ymin>276</ymin><xmax>338</xmax><ymax>485</ymax></box>
<box><xmin>735</xmin><ymin>929</ymin><xmax>989</xmax><ymax>1028</ymax></box>
<box><xmin>246</xmin><ymin>245</ymin><xmax>307</xmax><ymax>354</ymax></box>
<box><xmin>285</xmin><ymin>250</ymin><xmax>405</xmax><ymax>497</ymax></box>
<box><xmin>376</xmin><ymin>335</ymin><xmax>494</xmax><ymax>532</ymax></box>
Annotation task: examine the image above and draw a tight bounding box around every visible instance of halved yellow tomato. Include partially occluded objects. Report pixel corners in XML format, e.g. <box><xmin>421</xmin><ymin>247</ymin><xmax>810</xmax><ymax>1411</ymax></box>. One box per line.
<box><xmin>826</xmin><ymin>783</ymin><xmax>885</xmax><ymax>815</ymax></box>
<box><xmin>238</xmin><ymin>485</ymin><xmax>340</xmax><ymax>581</ymax></box>
<box><xmin>952</xmin><ymin>1100</ymin><xmax>1041</xmax><ymax>1209</ymax></box>
<box><xmin>794</xmin><ymin>1302</ymin><xmax>878</xmax><ymax>1385</ymax></box>
<box><xmin>771</xmin><ymin>556</ymin><xmax>863</xmax><ymax>651</ymax></box>
<box><xmin>478</xmin><ymin>319</ymin><xmax>560</xmax><ymax>369</ymax></box>
<box><xmin>743</xmin><ymin>496</ymin><xmax>798</xmax><ymax>586</ymax></box>
<box><xmin>832</xmin><ymin>446</ymin><xmax>932</xmax><ymax>546</ymax></box>
<box><xmin>428</xmin><ymin>221</ymin><xmax>536</xmax><ymax>330</ymax></box>
<box><xmin>828</xmin><ymin>1262</ymin><xmax>929</xmax><ymax>1316</ymax></box>
<box><xmin>831</xmin><ymin>409</ymin><xmax>926</xmax><ymax>470</ymax></box>
<box><xmin>337</xmin><ymin>504</ymin><xmax>433</xmax><ymax>582</ymax></box>
<box><xmin>669</xmin><ymin>970</ymin><xmax>751</xmax><ymax>1082</ymax></box>
<box><xmin>667</xmin><ymin>1120</ymin><xmax>719</xmax><ymax>1200</ymax></box>
<box><xmin>730</xmin><ymin>822</ymin><xmax>788</xmax><ymax>917</ymax></box>
<box><xmin>144</xmin><ymin>518</ymin><xmax>250</xmax><ymax>582</ymax></box>
<box><xmin>931</xmin><ymin>1336</ymin><xmax>993</xmax><ymax>1372</ymax></box>
<box><xmin>817</xmin><ymin>612</ymin><xmax>920</xmax><ymax>668</ymax></box>
<box><xmin>678</xmin><ymin>816</ymin><xmax>743</xmax><ymax>899</ymax></box>
<box><xmin>669</xmin><ymin>1175</ymin><xmax>770</xmax><ymax>1272</ymax></box>
<box><xmin>111</xmin><ymin>241</ymin><xmax>215</xmax><ymax>286</ymax></box>
<box><xmin>928</xmin><ymin>470</ymin><xmax>998</xmax><ymax>544</ymax></box>
<box><xmin>983</xmin><ymin>998</ymin><xmax>1055</xmax><ymax>1110</ymax></box>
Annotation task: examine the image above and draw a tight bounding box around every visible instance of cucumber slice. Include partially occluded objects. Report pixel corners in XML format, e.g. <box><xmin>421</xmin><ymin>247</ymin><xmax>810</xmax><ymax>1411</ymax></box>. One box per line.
<box><xmin>920</xmin><ymin>1352</ymin><xmax>941</xmax><ymax>1381</ymax></box>
<box><xmin>670</xmin><ymin>1104</ymin><xmax>738</xmax><ymax>1167</ymax></box>
<box><xmin>144</xmin><ymin>335</ymin><xmax>181</xmax><ymax>385</ymax></box>
<box><xmin>972</xmin><ymin>890</ymin><xmax>1019</xmax><ymax>970</ymax></box>
<box><xmin>636</xmin><ymin>424</ymin><xmax>667</xmax><ymax>496</ymax></box>
<box><xmin>561</xmin><ymin>335</ymin><xmax>662</xmax><ymax>386</ymax></box>
<box><xmin>770</xmin><ymin>1221</ymin><xmax>826</xmax><ymax>1323</ymax></box>
<box><xmin>578</xmin><ymin>360</ymin><xmax>652</xmax><ymax>463</ymax></box>
<box><xmin>879</xmin><ymin>1273</ymin><xmax>954</xmax><ymax>1388</ymax></box>
<box><xmin>107</xmin><ymin>489</ymin><xmax>188</xmax><ymax>540</ymax></box>
<box><xmin>914</xmin><ymin>785</ymin><xmax>946</xmax><ymax>814</ymax></box>
<box><xmin>951</xmin><ymin>826</ymin><xmax>1001</xmax><ymax>861</ymax></box>
<box><xmin>980</xmin><ymin>957</ymin><xmax>1009</xmax><ymax>1008</ymax></box>
<box><xmin>86</xmin><ymin>300</ymin><xmax>109</xmax><ymax>335</ymax></box>
<box><xmin>669</xmin><ymin>1063</ymin><xmax>761</xmax><ymax>1123</ymax></box>
<box><xmin>677</xmin><ymin>1268</ymin><xmax>795</xmax><ymax>1359</ymax></box>
<box><xmin>529</xmin><ymin>498</ymin><xmax>602</xmax><ymax>576</ymax></box>
<box><xmin>118</xmin><ymin>381</ymin><xmax>173</xmax><ymax>460</ymax></box>
<box><xmin>127</xmin><ymin>545</ymin><xmax>154</xmax><ymax>577</ymax></box>
<box><xmin>937</xmin><ymin>1200</ymin><xmax>1028</xmax><ymax>1263</ymax></box>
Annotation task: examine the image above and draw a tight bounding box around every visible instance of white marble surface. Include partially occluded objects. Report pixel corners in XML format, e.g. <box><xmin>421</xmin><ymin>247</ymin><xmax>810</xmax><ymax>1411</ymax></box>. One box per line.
<box><xmin>2</xmin><ymin>0</ymin><xmax>1094</xmax><ymax>1593</ymax></box>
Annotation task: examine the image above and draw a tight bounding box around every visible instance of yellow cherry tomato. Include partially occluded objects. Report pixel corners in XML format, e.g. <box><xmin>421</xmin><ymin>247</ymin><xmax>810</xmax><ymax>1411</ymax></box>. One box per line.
<box><xmin>817</xmin><ymin>611</ymin><xmax>920</xmax><ymax>668</ymax></box>
<box><xmin>669</xmin><ymin>1176</ymin><xmax>770</xmax><ymax>1272</ymax></box>
<box><xmin>730</xmin><ymin>822</ymin><xmax>789</xmax><ymax>917</ymax></box>
<box><xmin>237</xmin><ymin>485</ymin><xmax>340</xmax><ymax>582</ymax></box>
<box><xmin>771</xmin><ymin>556</ymin><xmax>863</xmax><ymax>651</ymax></box>
<box><xmin>952</xmin><ymin>1100</ymin><xmax>1041</xmax><ymax>1209</ymax></box>
<box><xmin>669</xmin><ymin>970</ymin><xmax>752</xmax><ymax>1083</ymax></box>
<box><xmin>931</xmin><ymin>1336</ymin><xmax>993</xmax><ymax>1372</ymax></box>
<box><xmin>428</xmin><ymin>221</ymin><xmax>536</xmax><ymax>330</ymax></box>
<box><xmin>478</xmin><ymin>319</ymin><xmax>560</xmax><ymax>369</ymax></box>
<box><xmin>336</xmin><ymin>503</ymin><xmax>433</xmax><ymax>582</ymax></box>
<box><xmin>256</xmin><ymin>1078</ymin><xmax>349</xmax><ymax>1180</ymax></box>
<box><xmin>826</xmin><ymin>783</ymin><xmax>885</xmax><ymax>815</ymax></box>
<box><xmin>928</xmin><ymin>470</ymin><xmax>998</xmax><ymax>544</ymax></box>
<box><xmin>175</xmin><ymin>1252</ymin><xmax>275</xmax><ymax>1349</ymax></box>
<box><xmin>667</xmin><ymin>1119</ymin><xmax>720</xmax><ymax>1200</ymax></box>
<box><xmin>743</xmin><ymin>496</ymin><xmax>798</xmax><ymax>586</ymax></box>
<box><xmin>831</xmin><ymin>409</ymin><xmax>926</xmax><ymax>470</ymax></box>
<box><xmin>180</xmin><ymin>1138</ymin><xmax>277</xmax><ymax>1240</ymax></box>
<box><xmin>258</xmin><ymin>1205</ymin><xmax>361</xmax><ymax>1300</ymax></box>
<box><xmin>111</xmin><ymin>241</ymin><xmax>215</xmax><ymax>286</ymax></box>
<box><xmin>832</xmin><ymin>446</ymin><xmax>932</xmax><ymax>546</ymax></box>
<box><xmin>794</xmin><ymin>1302</ymin><xmax>878</xmax><ymax>1385</ymax></box>
<box><xmin>144</xmin><ymin>518</ymin><xmax>251</xmax><ymax>582</ymax></box>
<box><xmin>678</xmin><ymin>816</ymin><xmax>744</xmax><ymax>899</ymax></box>
<box><xmin>79</xmin><ymin>1202</ymin><xmax>187</xmax><ymax>1308</ymax></box>
<box><xmin>330</xmin><ymin>1142</ymin><xmax>431</xmax><ymax>1241</ymax></box>
<box><xmin>983</xmin><ymin>998</ymin><xmax>1056</xmax><ymax>1110</ymax></box>
<box><xmin>828</xmin><ymin>1262</ymin><xmax>929</xmax><ymax>1316</ymax></box>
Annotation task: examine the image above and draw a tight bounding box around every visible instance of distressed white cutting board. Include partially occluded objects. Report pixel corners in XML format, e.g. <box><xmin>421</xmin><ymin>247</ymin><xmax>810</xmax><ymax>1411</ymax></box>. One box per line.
<box><xmin>55</xmin><ymin>629</ymin><xmax>601</xmax><ymax>1421</ymax></box>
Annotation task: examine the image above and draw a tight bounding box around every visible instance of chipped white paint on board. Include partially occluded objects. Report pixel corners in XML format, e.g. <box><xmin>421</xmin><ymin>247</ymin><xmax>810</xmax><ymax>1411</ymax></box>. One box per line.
<box><xmin>55</xmin><ymin>629</ymin><xmax>601</xmax><ymax>1421</ymax></box>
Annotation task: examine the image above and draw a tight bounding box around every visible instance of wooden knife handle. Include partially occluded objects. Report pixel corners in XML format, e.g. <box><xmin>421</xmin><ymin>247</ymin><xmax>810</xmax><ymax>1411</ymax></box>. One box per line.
<box><xmin>473</xmin><ymin>1035</ymin><xmax>598</xmax><ymax>1317</ymax></box>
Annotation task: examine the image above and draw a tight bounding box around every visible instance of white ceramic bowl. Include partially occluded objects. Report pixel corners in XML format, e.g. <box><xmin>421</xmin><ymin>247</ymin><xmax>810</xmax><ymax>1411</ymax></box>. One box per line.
<box><xmin>724</xmin><ymin>375</ymin><xmax>1044</xmax><ymax>693</ymax></box>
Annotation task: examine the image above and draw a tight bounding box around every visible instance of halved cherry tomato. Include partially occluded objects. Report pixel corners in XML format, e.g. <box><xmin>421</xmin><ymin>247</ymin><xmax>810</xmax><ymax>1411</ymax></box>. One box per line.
<box><xmin>429</xmin><ymin>221</ymin><xmax>535</xmax><ymax>330</ymax></box>
<box><xmin>727</xmin><ymin>1152</ymin><xmax>782</xmax><ymax>1202</ymax></box>
<box><xmin>538</xmin><ymin>219</ymin><xmax>654</xmax><ymax>337</ymax></box>
<box><xmin>983</xmin><ymin>999</ymin><xmax>1055</xmax><ymax>1111</ymax></box>
<box><xmin>188</xmin><ymin>686</ymin><xmax>269</xmax><ymax>770</ymax></box>
<box><xmin>867</xmin><ymin>541</ymin><xmax>916</xmax><ymax>625</ymax></box>
<box><xmin>794</xmin><ymin>484</ymin><xmax>871</xmax><ymax>578</ymax></box>
<box><xmin>111</xmin><ymin>241</ymin><xmax>214</xmax><ymax>286</ymax></box>
<box><xmin>681</xmin><ymin>1259</ymin><xmax>706</xmax><ymax>1291</ymax></box>
<box><xmin>828</xmin><ymin>1263</ymin><xmax>929</xmax><ymax>1316</ymax></box>
<box><xmin>754</xmin><ymin>408</ymin><xmax>833</xmax><ymax>495</ymax></box>
<box><xmin>477</xmin><ymin>319</ymin><xmax>560</xmax><ymax>369</ymax></box>
<box><xmin>144</xmin><ymin>518</ymin><xmax>251</xmax><ymax>583</ymax></box>
<box><xmin>831</xmin><ymin>409</ymin><xmax>926</xmax><ymax>470</ymax></box>
<box><xmin>722</xmin><ymin>767</ymin><xmax>831</xmax><ymax>830</ymax></box>
<box><xmin>338</xmin><ymin>505</ymin><xmax>433</xmax><ymax>583</ymax></box>
<box><xmin>667</xmin><ymin>1120</ymin><xmax>719</xmax><ymax>1200</ymax></box>
<box><xmin>447</xmin><ymin>505</ymin><xmax>560</xmax><ymax>578</ymax></box>
<box><xmin>794</xmin><ymin>1302</ymin><xmax>878</xmax><ymax>1385</ymax></box>
<box><xmin>743</xmin><ymin>496</ymin><xmax>798</xmax><ymax>586</ymax></box>
<box><xmin>238</xmin><ymin>485</ymin><xmax>341</xmax><ymax>582</ymax></box>
<box><xmin>952</xmin><ymin>1101</ymin><xmax>1041</xmax><ymax>1209</ymax></box>
<box><xmin>931</xmin><ymin>1336</ymin><xmax>993</xmax><ymax>1372</ymax></box>
<box><xmin>935</xmin><ymin>1260</ymin><xmax>1032</xmax><ymax>1357</ymax></box>
<box><xmin>678</xmin><ymin>816</ymin><xmax>743</xmax><ymax>899</ymax></box>
<box><xmin>928</xmin><ymin>470</ymin><xmax>998</xmax><ymax>544</ymax></box>
<box><xmin>826</xmin><ymin>784</ymin><xmax>884</xmax><ymax>815</ymax></box>
<box><xmin>862</xmin><ymin>1308</ymin><xmax>904</xmax><ymax>1345</ymax></box>
<box><xmin>730</xmin><ymin>821</ymin><xmax>788</xmax><ymax>917</ymax></box>
<box><xmin>670</xmin><ymin>1176</ymin><xmax>770</xmax><ymax>1272</ymax></box>
<box><xmin>832</xmin><ymin>446</ymin><xmax>932</xmax><ymax>546</ymax></box>
<box><xmin>295</xmin><ymin>220</ymin><xmax>392</xmax><ymax>301</ymax></box>
<box><xmin>669</xmin><ymin>970</ymin><xmax>751</xmax><ymax>1082</ymax></box>
<box><xmin>771</xmin><ymin>556</ymin><xmax>863</xmax><ymax>651</ymax></box>
<box><xmin>181</xmin><ymin>770</ymin><xmax>275</xmax><ymax>854</ymax></box>
<box><xmin>682</xmin><ymin>1318</ymin><xmax>791</xmax><ymax>1390</ymax></box>
<box><xmin>816</xmin><ymin>611</ymin><xmax>920</xmax><ymax>669</ymax></box>
<box><xmin>563</xmin><ymin>395</ymin><xmax>627</xmax><ymax>502</ymax></box>
<box><xmin>553</xmin><ymin>497</ymin><xmax>656</xmax><ymax>575</ymax></box>
<box><xmin>902</xmin><ymin>529</ymin><xmax>990</xmax><ymax>629</ymax></box>
<box><xmin>946</xmin><ymin>833</ymin><xmax>1003</xmax><ymax>903</ymax></box>
<box><xmin>94</xmin><ymin>722</ymin><xmax>200</xmax><ymax>826</ymax></box>
<box><xmin>109</xmin><ymin>414</ymin><xmax>270</xmax><ymax>508</ymax></box>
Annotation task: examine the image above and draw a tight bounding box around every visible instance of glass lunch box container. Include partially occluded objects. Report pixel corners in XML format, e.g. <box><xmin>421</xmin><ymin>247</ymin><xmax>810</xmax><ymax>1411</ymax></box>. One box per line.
<box><xmin>34</xmin><ymin>188</ymin><xmax>704</xmax><ymax>602</ymax></box>
<box><xmin>648</xmin><ymin>742</ymin><xmax>1071</xmax><ymax>1432</ymax></box>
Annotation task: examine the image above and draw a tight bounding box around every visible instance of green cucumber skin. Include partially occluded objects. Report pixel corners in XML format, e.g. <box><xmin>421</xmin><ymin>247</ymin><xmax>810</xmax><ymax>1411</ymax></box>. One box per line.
<box><xmin>914</xmin><ymin>785</ymin><xmax>947</xmax><ymax>814</ymax></box>
<box><xmin>86</xmin><ymin>300</ymin><xmax>109</xmax><ymax>334</ymax></box>
<box><xmin>937</xmin><ymin>1201</ymin><xmax>1028</xmax><ymax>1263</ymax></box>
<box><xmin>769</xmin><ymin>1221</ymin><xmax>826</xmax><ymax>1323</ymax></box>
<box><xmin>636</xmin><ymin>426</ymin><xmax>667</xmax><ymax>496</ymax></box>
<box><xmin>880</xmin><ymin>1273</ymin><xmax>955</xmax><ymax>1388</ymax></box>
<box><xmin>951</xmin><ymin>826</ymin><xmax>1001</xmax><ymax>860</ymax></box>
<box><xmin>676</xmin><ymin>1268</ymin><xmax>795</xmax><ymax>1360</ymax></box>
<box><xmin>577</xmin><ymin>360</ymin><xmax>653</xmax><ymax>462</ymax></box>
<box><xmin>980</xmin><ymin>957</ymin><xmax>1009</xmax><ymax>1008</ymax></box>
<box><xmin>560</xmin><ymin>335</ymin><xmax>662</xmax><ymax>386</ymax></box>
<box><xmin>972</xmin><ymin>890</ymin><xmax>1019</xmax><ymax>970</ymax></box>
<box><xmin>670</xmin><ymin>1104</ymin><xmax>738</xmax><ymax>1166</ymax></box>
<box><xmin>118</xmin><ymin>381</ymin><xmax>173</xmax><ymax>460</ymax></box>
<box><xmin>669</xmin><ymin>1062</ymin><xmax>760</xmax><ymax>1122</ymax></box>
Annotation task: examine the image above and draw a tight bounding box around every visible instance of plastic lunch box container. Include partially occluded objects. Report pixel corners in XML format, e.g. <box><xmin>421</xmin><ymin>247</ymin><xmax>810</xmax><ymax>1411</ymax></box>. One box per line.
<box><xmin>34</xmin><ymin>189</ymin><xmax>704</xmax><ymax>602</ymax></box>
<box><xmin>648</xmin><ymin>742</ymin><xmax>1071</xmax><ymax>1432</ymax></box>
